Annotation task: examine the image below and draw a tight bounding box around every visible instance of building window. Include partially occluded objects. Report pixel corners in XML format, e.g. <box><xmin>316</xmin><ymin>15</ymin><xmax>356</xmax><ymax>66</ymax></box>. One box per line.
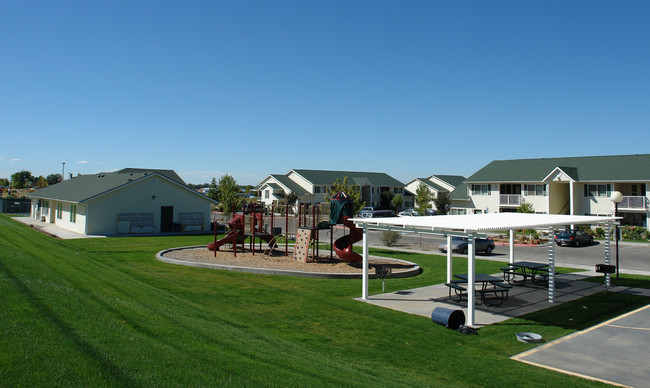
<box><xmin>471</xmin><ymin>184</ymin><xmax>490</xmax><ymax>195</ymax></box>
<box><xmin>393</xmin><ymin>187</ymin><xmax>402</xmax><ymax>194</ymax></box>
<box><xmin>584</xmin><ymin>184</ymin><xmax>611</xmax><ymax>197</ymax></box>
<box><xmin>525</xmin><ymin>184</ymin><xmax>546</xmax><ymax>196</ymax></box>
<box><xmin>264</xmin><ymin>190</ymin><xmax>269</xmax><ymax>199</ymax></box>
<box><xmin>70</xmin><ymin>204</ymin><xmax>77</xmax><ymax>223</ymax></box>
<box><xmin>314</xmin><ymin>186</ymin><xmax>321</xmax><ymax>194</ymax></box>
<box><xmin>56</xmin><ymin>203</ymin><xmax>63</xmax><ymax>219</ymax></box>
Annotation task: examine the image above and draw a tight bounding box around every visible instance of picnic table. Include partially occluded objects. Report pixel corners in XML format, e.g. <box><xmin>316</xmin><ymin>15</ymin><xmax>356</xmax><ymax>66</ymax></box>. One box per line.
<box><xmin>445</xmin><ymin>273</ymin><xmax>512</xmax><ymax>306</ymax></box>
<box><xmin>501</xmin><ymin>261</ymin><xmax>554</xmax><ymax>286</ymax></box>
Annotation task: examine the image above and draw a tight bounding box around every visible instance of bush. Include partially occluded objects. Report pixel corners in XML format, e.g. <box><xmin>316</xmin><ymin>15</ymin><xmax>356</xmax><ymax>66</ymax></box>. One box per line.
<box><xmin>380</xmin><ymin>231</ymin><xmax>401</xmax><ymax>247</ymax></box>
<box><xmin>594</xmin><ymin>227</ymin><xmax>604</xmax><ymax>238</ymax></box>
<box><xmin>621</xmin><ymin>226</ymin><xmax>649</xmax><ymax>241</ymax></box>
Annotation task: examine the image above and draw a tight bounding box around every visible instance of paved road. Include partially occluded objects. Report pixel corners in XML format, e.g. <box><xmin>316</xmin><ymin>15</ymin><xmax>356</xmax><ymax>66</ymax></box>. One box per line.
<box><xmin>226</xmin><ymin>214</ymin><xmax>649</xmax><ymax>274</ymax></box>
<box><xmin>362</xmin><ymin>229</ymin><xmax>650</xmax><ymax>274</ymax></box>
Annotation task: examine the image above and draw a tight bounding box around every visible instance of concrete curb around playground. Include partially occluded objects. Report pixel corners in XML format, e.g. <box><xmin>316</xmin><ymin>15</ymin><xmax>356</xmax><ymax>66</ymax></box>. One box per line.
<box><xmin>156</xmin><ymin>246</ymin><xmax>423</xmax><ymax>279</ymax></box>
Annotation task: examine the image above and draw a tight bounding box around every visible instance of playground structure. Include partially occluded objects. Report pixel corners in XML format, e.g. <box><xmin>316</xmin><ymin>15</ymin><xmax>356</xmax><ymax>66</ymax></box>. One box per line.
<box><xmin>206</xmin><ymin>192</ymin><xmax>363</xmax><ymax>262</ymax></box>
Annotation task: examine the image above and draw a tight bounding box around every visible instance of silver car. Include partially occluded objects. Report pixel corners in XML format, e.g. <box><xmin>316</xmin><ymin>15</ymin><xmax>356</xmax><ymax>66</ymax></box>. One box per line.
<box><xmin>439</xmin><ymin>237</ymin><xmax>495</xmax><ymax>255</ymax></box>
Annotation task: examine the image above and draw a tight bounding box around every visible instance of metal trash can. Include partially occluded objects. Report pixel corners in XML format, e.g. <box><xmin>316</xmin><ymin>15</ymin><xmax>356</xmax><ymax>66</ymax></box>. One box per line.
<box><xmin>595</xmin><ymin>264</ymin><xmax>616</xmax><ymax>274</ymax></box>
<box><xmin>431</xmin><ymin>307</ymin><xmax>465</xmax><ymax>330</ymax></box>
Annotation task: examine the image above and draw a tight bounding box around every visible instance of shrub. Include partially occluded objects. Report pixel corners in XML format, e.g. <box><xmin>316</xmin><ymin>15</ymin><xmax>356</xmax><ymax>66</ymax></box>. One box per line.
<box><xmin>380</xmin><ymin>230</ymin><xmax>401</xmax><ymax>247</ymax></box>
<box><xmin>594</xmin><ymin>227</ymin><xmax>604</xmax><ymax>238</ymax></box>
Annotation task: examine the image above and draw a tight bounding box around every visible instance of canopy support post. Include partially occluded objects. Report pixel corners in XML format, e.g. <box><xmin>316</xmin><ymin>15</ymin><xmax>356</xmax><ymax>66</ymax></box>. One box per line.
<box><xmin>509</xmin><ymin>229</ymin><xmax>515</xmax><ymax>264</ymax></box>
<box><xmin>604</xmin><ymin>222</ymin><xmax>612</xmax><ymax>290</ymax></box>
<box><xmin>547</xmin><ymin>227</ymin><xmax>556</xmax><ymax>303</ymax></box>
<box><xmin>467</xmin><ymin>235</ymin><xmax>476</xmax><ymax>327</ymax></box>
<box><xmin>362</xmin><ymin>225</ymin><xmax>369</xmax><ymax>300</ymax></box>
<box><xmin>446</xmin><ymin>235</ymin><xmax>453</xmax><ymax>283</ymax></box>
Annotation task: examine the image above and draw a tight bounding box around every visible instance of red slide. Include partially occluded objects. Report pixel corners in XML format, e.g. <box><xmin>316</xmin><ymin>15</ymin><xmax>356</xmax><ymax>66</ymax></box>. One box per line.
<box><xmin>207</xmin><ymin>214</ymin><xmax>245</xmax><ymax>251</ymax></box>
<box><xmin>207</xmin><ymin>230</ymin><xmax>242</xmax><ymax>251</ymax></box>
<box><xmin>333</xmin><ymin>216</ymin><xmax>363</xmax><ymax>262</ymax></box>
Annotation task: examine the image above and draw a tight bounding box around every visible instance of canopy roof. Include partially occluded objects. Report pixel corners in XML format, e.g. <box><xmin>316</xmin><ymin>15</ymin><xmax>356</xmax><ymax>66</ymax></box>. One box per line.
<box><xmin>351</xmin><ymin>213</ymin><xmax>620</xmax><ymax>233</ymax></box>
<box><xmin>353</xmin><ymin>212</ymin><xmax>621</xmax><ymax>327</ymax></box>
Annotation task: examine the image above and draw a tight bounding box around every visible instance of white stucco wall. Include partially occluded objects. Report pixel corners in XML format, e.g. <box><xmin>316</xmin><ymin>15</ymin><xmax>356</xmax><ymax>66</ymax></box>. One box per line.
<box><xmin>84</xmin><ymin>175</ymin><xmax>213</xmax><ymax>235</ymax></box>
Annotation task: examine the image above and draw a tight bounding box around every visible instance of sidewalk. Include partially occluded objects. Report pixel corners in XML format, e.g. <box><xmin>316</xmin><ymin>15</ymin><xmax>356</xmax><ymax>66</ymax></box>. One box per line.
<box><xmin>12</xmin><ymin>217</ymin><xmax>105</xmax><ymax>239</ymax></box>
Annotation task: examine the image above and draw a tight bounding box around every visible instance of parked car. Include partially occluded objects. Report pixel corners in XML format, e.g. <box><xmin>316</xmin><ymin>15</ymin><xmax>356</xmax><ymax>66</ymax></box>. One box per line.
<box><xmin>398</xmin><ymin>209</ymin><xmax>418</xmax><ymax>217</ymax></box>
<box><xmin>439</xmin><ymin>237</ymin><xmax>495</xmax><ymax>255</ymax></box>
<box><xmin>358</xmin><ymin>207</ymin><xmax>374</xmax><ymax>218</ymax></box>
<box><xmin>554</xmin><ymin>229</ymin><xmax>594</xmax><ymax>247</ymax></box>
<box><xmin>358</xmin><ymin>207</ymin><xmax>396</xmax><ymax>218</ymax></box>
<box><xmin>243</xmin><ymin>203</ymin><xmax>267</xmax><ymax>215</ymax></box>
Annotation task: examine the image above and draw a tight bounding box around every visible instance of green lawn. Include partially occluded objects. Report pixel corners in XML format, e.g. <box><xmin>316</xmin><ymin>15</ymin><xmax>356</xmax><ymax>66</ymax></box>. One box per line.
<box><xmin>1</xmin><ymin>214</ymin><xmax>648</xmax><ymax>387</ymax></box>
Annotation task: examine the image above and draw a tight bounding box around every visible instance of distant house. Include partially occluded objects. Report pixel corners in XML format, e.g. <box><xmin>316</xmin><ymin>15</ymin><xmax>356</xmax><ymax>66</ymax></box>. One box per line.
<box><xmin>27</xmin><ymin>168</ymin><xmax>217</xmax><ymax>235</ymax></box>
<box><xmin>258</xmin><ymin>169</ymin><xmax>406</xmax><ymax>208</ymax></box>
<box><xmin>404</xmin><ymin>175</ymin><xmax>466</xmax><ymax>212</ymax></box>
<box><xmin>449</xmin><ymin>154</ymin><xmax>649</xmax><ymax>227</ymax></box>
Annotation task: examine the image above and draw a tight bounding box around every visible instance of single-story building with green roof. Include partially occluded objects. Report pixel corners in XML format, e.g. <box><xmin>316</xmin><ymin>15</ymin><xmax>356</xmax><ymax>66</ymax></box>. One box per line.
<box><xmin>258</xmin><ymin>169</ymin><xmax>407</xmax><ymax>209</ymax></box>
<box><xmin>27</xmin><ymin>168</ymin><xmax>217</xmax><ymax>236</ymax></box>
<box><xmin>448</xmin><ymin>154</ymin><xmax>649</xmax><ymax>227</ymax></box>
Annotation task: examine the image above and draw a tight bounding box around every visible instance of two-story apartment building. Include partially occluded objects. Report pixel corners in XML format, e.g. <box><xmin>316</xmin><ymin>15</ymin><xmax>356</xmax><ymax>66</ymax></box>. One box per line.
<box><xmin>449</xmin><ymin>154</ymin><xmax>649</xmax><ymax>226</ymax></box>
<box><xmin>404</xmin><ymin>175</ymin><xmax>465</xmax><ymax>212</ymax></box>
<box><xmin>258</xmin><ymin>169</ymin><xmax>406</xmax><ymax>208</ymax></box>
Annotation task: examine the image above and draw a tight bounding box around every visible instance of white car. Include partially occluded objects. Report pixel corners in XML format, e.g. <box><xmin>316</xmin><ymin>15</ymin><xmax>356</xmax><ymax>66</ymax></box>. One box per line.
<box><xmin>398</xmin><ymin>209</ymin><xmax>418</xmax><ymax>217</ymax></box>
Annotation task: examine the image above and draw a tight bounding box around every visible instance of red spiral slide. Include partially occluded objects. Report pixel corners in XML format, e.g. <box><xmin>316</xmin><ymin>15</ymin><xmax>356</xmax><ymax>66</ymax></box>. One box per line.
<box><xmin>333</xmin><ymin>216</ymin><xmax>363</xmax><ymax>262</ymax></box>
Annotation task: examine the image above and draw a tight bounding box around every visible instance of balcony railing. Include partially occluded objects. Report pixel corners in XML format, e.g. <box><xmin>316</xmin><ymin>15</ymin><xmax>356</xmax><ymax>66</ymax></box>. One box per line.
<box><xmin>618</xmin><ymin>196</ymin><xmax>647</xmax><ymax>210</ymax></box>
<box><xmin>499</xmin><ymin>194</ymin><xmax>521</xmax><ymax>206</ymax></box>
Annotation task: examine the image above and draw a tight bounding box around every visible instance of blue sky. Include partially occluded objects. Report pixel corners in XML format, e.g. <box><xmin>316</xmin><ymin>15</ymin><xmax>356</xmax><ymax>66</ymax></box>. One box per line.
<box><xmin>1</xmin><ymin>1</ymin><xmax>648</xmax><ymax>185</ymax></box>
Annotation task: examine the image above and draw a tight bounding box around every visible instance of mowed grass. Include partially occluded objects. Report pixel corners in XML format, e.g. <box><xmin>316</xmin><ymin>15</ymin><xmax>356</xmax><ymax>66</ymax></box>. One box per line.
<box><xmin>1</xmin><ymin>215</ymin><xmax>648</xmax><ymax>387</ymax></box>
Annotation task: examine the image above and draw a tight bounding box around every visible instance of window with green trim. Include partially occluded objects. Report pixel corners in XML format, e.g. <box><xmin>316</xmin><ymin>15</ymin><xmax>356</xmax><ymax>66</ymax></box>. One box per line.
<box><xmin>70</xmin><ymin>204</ymin><xmax>76</xmax><ymax>223</ymax></box>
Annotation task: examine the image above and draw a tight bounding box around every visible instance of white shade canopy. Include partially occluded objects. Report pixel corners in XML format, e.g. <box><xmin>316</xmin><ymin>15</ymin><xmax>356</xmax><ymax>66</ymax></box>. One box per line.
<box><xmin>352</xmin><ymin>213</ymin><xmax>621</xmax><ymax>326</ymax></box>
<box><xmin>351</xmin><ymin>212</ymin><xmax>620</xmax><ymax>234</ymax></box>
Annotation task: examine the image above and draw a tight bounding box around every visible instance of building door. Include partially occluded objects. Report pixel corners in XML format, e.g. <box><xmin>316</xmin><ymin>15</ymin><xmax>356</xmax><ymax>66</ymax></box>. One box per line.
<box><xmin>161</xmin><ymin>206</ymin><xmax>174</xmax><ymax>232</ymax></box>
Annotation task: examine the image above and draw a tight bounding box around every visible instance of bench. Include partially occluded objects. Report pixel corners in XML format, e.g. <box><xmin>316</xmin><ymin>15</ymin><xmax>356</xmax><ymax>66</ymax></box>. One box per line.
<box><xmin>501</xmin><ymin>267</ymin><xmax>534</xmax><ymax>285</ymax></box>
<box><xmin>533</xmin><ymin>268</ymin><xmax>559</xmax><ymax>284</ymax></box>
<box><xmin>445</xmin><ymin>282</ymin><xmax>467</xmax><ymax>302</ymax></box>
<box><xmin>477</xmin><ymin>282</ymin><xmax>512</xmax><ymax>306</ymax></box>
<box><xmin>445</xmin><ymin>281</ymin><xmax>511</xmax><ymax>306</ymax></box>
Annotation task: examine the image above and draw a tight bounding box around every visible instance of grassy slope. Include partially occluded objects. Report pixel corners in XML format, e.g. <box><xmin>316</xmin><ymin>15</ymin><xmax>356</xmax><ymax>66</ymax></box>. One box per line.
<box><xmin>1</xmin><ymin>215</ymin><xmax>647</xmax><ymax>387</ymax></box>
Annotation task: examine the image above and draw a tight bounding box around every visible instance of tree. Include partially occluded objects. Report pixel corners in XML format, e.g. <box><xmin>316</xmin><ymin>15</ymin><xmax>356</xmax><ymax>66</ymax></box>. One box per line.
<box><xmin>46</xmin><ymin>174</ymin><xmax>63</xmax><ymax>185</ymax></box>
<box><xmin>380</xmin><ymin>189</ymin><xmax>394</xmax><ymax>209</ymax></box>
<box><xmin>11</xmin><ymin>170</ymin><xmax>34</xmax><ymax>189</ymax></box>
<box><xmin>208</xmin><ymin>178</ymin><xmax>218</xmax><ymax>201</ymax></box>
<box><xmin>35</xmin><ymin>176</ymin><xmax>48</xmax><ymax>189</ymax></box>
<box><xmin>391</xmin><ymin>194</ymin><xmax>402</xmax><ymax>211</ymax></box>
<box><xmin>216</xmin><ymin>174</ymin><xmax>241</xmax><ymax>217</ymax></box>
<box><xmin>325</xmin><ymin>176</ymin><xmax>365</xmax><ymax>215</ymax></box>
<box><xmin>0</xmin><ymin>178</ymin><xmax>9</xmax><ymax>187</ymax></box>
<box><xmin>516</xmin><ymin>201</ymin><xmax>535</xmax><ymax>240</ymax></box>
<box><xmin>433</xmin><ymin>191</ymin><xmax>451</xmax><ymax>215</ymax></box>
<box><xmin>414</xmin><ymin>182</ymin><xmax>434</xmax><ymax>215</ymax></box>
<box><xmin>286</xmin><ymin>191</ymin><xmax>299</xmax><ymax>206</ymax></box>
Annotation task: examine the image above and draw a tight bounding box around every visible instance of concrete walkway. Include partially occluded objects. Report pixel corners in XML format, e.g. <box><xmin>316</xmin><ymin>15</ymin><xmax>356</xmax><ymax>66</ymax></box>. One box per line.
<box><xmin>360</xmin><ymin>272</ymin><xmax>646</xmax><ymax>326</ymax></box>
<box><xmin>12</xmin><ymin>216</ymin><xmax>105</xmax><ymax>239</ymax></box>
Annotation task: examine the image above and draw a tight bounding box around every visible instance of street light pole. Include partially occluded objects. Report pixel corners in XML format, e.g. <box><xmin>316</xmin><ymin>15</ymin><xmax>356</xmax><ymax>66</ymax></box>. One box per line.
<box><xmin>611</xmin><ymin>191</ymin><xmax>623</xmax><ymax>279</ymax></box>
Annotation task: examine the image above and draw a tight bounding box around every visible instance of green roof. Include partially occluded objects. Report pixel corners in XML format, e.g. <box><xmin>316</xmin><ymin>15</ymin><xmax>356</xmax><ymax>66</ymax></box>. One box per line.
<box><xmin>27</xmin><ymin>169</ymin><xmax>207</xmax><ymax>203</ymax></box>
<box><xmin>466</xmin><ymin>154</ymin><xmax>650</xmax><ymax>183</ymax></box>
<box><xmin>433</xmin><ymin>175</ymin><xmax>466</xmax><ymax>188</ymax></box>
<box><xmin>271</xmin><ymin>175</ymin><xmax>310</xmax><ymax>195</ymax></box>
<box><xmin>450</xmin><ymin>183</ymin><xmax>470</xmax><ymax>201</ymax></box>
<box><xmin>291</xmin><ymin>169</ymin><xmax>403</xmax><ymax>187</ymax></box>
